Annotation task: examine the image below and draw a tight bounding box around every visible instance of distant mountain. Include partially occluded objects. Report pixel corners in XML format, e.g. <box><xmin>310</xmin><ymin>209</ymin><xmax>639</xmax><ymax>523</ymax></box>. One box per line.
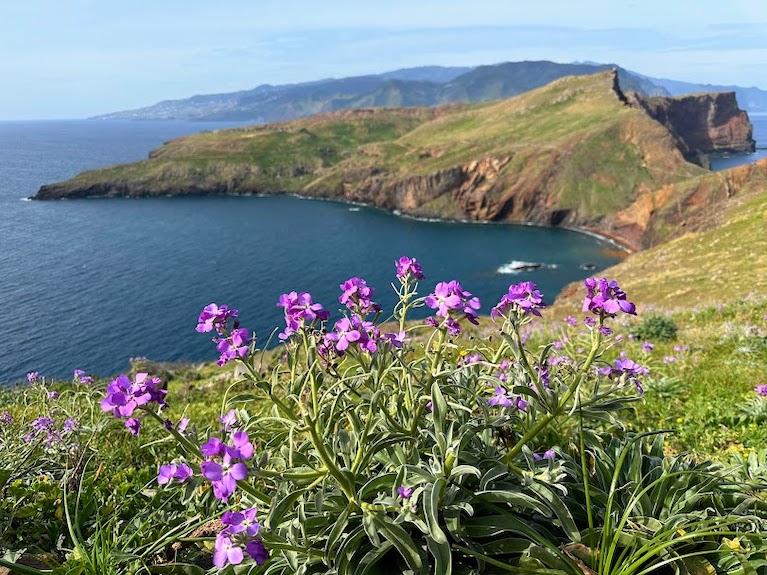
<box><xmin>92</xmin><ymin>61</ymin><xmax>670</xmax><ymax>122</ymax></box>
<box><xmin>643</xmin><ymin>76</ymin><xmax>767</xmax><ymax>112</ymax></box>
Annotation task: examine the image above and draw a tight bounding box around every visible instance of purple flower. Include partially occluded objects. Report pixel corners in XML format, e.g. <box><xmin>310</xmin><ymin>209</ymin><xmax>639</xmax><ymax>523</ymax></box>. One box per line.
<box><xmin>564</xmin><ymin>316</ymin><xmax>578</xmax><ymax>326</ymax></box>
<box><xmin>600</xmin><ymin>357</ymin><xmax>649</xmax><ymax>395</ymax></box>
<box><xmin>425</xmin><ymin>282</ymin><xmax>463</xmax><ymax>317</ymax></box>
<box><xmin>460</xmin><ymin>353</ymin><xmax>482</xmax><ymax>366</ymax></box>
<box><xmin>100</xmin><ymin>373</ymin><xmax>166</xmax><ymax>423</ymax></box>
<box><xmin>201</xmin><ymin>454</ymin><xmax>248</xmax><ymax>502</ymax></box>
<box><xmin>63</xmin><ymin>418</ymin><xmax>78</xmax><ymax>432</ymax></box>
<box><xmin>277</xmin><ymin>291</ymin><xmax>329</xmax><ymax>340</ymax></box>
<box><xmin>158</xmin><ymin>463</ymin><xmax>193</xmax><ymax>485</ymax></box>
<box><xmin>324</xmin><ymin>317</ymin><xmax>361</xmax><ymax>352</ymax></box>
<box><xmin>491</xmin><ymin>281</ymin><xmax>546</xmax><ymax>320</ymax></box>
<box><xmin>27</xmin><ymin>372</ymin><xmax>41</xmax><ymax>384</ymax></box>
<box><xmin>245</xmin><ymin>539</ymin><xmax>269</xmax><ymax>565</ymax></box>
<box><xmin>339</xmin><ymin>277</ymin><xmax>380</xmax><ymax>315</ymax></box>
<box><xmin>1</xmin><ymin>411</ymin><xmax>12</xmax><ymax>425</ymax></box>
<box><xmin>196</xmin><ymin>303</ymin><xmax>238</xmax><ymax>334</ymax></box>
<box><xmin>583</xmin><ymin>316</ymin><xmax>596</xmax><ymax>327</ymax></box>
<box><xmin>201</xmin><ymin>437</ymin><xmax>225</xmax><ymax>457</ymax></box>
<box><xmin>158</xmin><ymin>464</ymin><xmax>178</xmax><ymax>485</ymax></box>
<box><xmin>227</xmin><ymin>430</ymin><xmax>254</xmax><ymax>460</ymax></box>
<box><xmin>396</xmin><ymin>256</ymin><xmax>425</xmax><ymax>281</ymax></box>
<box><xmin>175</xmin><ymin>463</ymin><xmax>193</xmax><ymax>482</ymax></box>
<box><xmin>642</xmin><ymin>341</ymin><xmax>654</xmax><ymax>352</ymax></box>
<box><xmin>222</xmin><ymin>507</ymin><xmax>261</xmax><ymax>537</ymax></box>
<box><xmin>599</xmin><ymin>326</ymin><xmax>613</xmax><ymax>337</ymax></box>
<box><xmin>582</xmin><ymin>278</ymin><xmax>636</xmax><ymax>317</ymax></box>
<box><xmin>47</xmin><ymin>391</ymin><xmax>59</xmax><ymax>400</ymax></box>
<box><xmin>663</xmin><ymin>356</ymin><xmax>676</xmax><ymax>364</ymax></box>
<box><xmin>73</xmin><ymin>369</ymin><xmax>93</xmax><ymax>385</ymax></box>
<box><xmin>125</xmin><ymin>417</ymin><xmax>141</xmax><ymax>435</ymax></box>
<box><xmin>674</xmin><ymin>345</ymin><xmax>689</xmax><ymax>353</ymax></box>
<box><xmin>488</xmin><ymin>386</ymin><xmax>512</xmax><ymax>408</ymax></box>
<box><xmin>220</xmin><ymin>409</ymin><xmax>238</xmax><ymax>431</ymax></box>
<box><xmin>384</xmin><ymin>330</ymin><xmax>409</xmax><ymax>349</ymax></box>
<box><xmin>31</xmin><ymin>417</ymin><xmax>55</xmax><ymax>432</ymax></box>
<box><xmin>397</xmin><ymin>486</ymin><xmax>414</xmax><ymax>499</ymax></box>
<box><xmin>533</xmin><ymin>449</ymin><xmax>556</xmax><ymax>461</ymax></box>
<box><xmin>213</xmin><ymin>533</ymin><xmax>244</xmax><ymax>568</ymax></box>
<box><xmin>536</xmin><ymin>365</ymin><xmax>550</xmax><ymax>388</ymax></box>
<box><xmin>215</xmin><ymin>328</ymin><xmax>251</xmax><ymax>366</ymax></box>
<box><xmin>755</xmin><ymin>384</ymin><xmax>767</xmax><ymax>396</ymax></box>
<box><xmin>201</xmin><ymin>432</ymin><xmax>253</xmax><ymax>501</ymax></box>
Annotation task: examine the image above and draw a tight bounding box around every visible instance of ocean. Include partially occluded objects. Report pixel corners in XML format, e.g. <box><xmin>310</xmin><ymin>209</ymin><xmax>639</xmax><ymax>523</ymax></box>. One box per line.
<box><xmin>0</xmin><ymin>115</ymin><xmax>762</xmax><ymax>385</ymax></box>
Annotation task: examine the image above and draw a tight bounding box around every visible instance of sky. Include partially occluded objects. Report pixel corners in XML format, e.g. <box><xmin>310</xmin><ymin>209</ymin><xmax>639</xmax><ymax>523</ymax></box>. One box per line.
<box><xmin>1</xmin><ymin>0</ymin><xmax>766</xmax><ymax>120</ymax></box>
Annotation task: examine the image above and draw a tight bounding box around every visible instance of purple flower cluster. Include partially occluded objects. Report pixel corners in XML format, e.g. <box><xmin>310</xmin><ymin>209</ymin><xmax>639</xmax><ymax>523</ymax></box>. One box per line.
<box><xmin>26</xmin><ymin>372</ymin><xmax>41</xmax><ymax>384</ymax></box>
<box><xmin>277</xmin><ymin>291</ymin><xmax>329</xmax><ymax>340</ymax></box>
<box><xmin>157</xmin><ymin>462</ymin><xmax>194</xmax><ymax>485</ymax></box>
<box><xmin>216</xmin><ymin>328</ymin><xmax>251</xmax><ymax>366</ymax></box>
<box><xmin>491</xmin><ymin>281</ymin><xmax>546</xmax><ymax>320</ymax></box>
<box><xmin>1</xmin><ymin>411</ymin><xmax>11</xmax><ymax>425</ymax></box>
<box><xmin>25</xmin><ymin>415</ymin><xmax>78</xmax><ymax>447</ymax></box>
<box><xmin>339</xmin><ymin>277</ymin><xmax>380</xmax><ymax>315</ymax></box>
<box><xmin>599</xmin><ymin>357</ymin><xmax>649</xmax><ymax>395</ymax></box>
<box><xmin>488</xmin><ymin>386</ymin><xmax>528</xmax><ymax>411</ymax></box>
<box><xmin>196</xmin><ymin>303</ymin><xmax>238</xmax><ymax>334</ymax></box>
<box><xmin>533</xmin><ymin>449</ymin><xmax>556</xmax><ymax>461</ymax></box>
<box><xmin>73</xmin><ymin>369</ymin><xmax>93</xmax><ymax>385</ymax></box>
<box><xmin>755</xmin><ymin>384</ymin><xmax>767</xmax><ymax>396</ymax></box>
<box><xmin>583</xmin><ymin>278</ymin><xmax>636</xmax><ymax>317</ymax></box>
<box><xmin>425</xmin><ymin>280</ymin><xmax>481</xmax><ymax>335</ymax></box>
<box><xmin>196</xmin><ymin>303</ymin><xmax>253</xmax><ymax>366</ymax></box>
<box><xmin>200</xmin><ymin>430</ymin><xmax>253</xmax><ymax>501</ymax></box>
<box><xmin>395</xmin><ymin>256</ymin><xmax>425</xmax><ymax>281</ymax></box>
<box><xmin>214</xmin><ymin>508</ymin><xmax>269</xmax><ymax>568</ymax></box>
<box><xmin>642</xmin><ymin>341</ymin><xmax>654</xmax><ymax>352</ymax></box>
<box><xmin>324</xmin><ymin>315</ymin><xmax>381</xmax><ymax>354</ymax></box>
<box><xmin>100</xmin><ymin>373</ymin><xmax>167</xmax><ymax>436</ymax></box>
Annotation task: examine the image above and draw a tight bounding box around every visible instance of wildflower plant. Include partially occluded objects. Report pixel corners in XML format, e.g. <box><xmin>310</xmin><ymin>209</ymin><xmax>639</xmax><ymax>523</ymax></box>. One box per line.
<box><xmin>74</xmin><ymin>264</ymin><xmax>767</xmax><ymax>573</ymax></box>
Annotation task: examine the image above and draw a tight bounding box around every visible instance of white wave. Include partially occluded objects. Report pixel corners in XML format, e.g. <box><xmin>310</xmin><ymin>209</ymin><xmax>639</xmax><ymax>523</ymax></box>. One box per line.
<box><xmin>496</xmin><ymin>260</ymin><xmax>558</xmax><ymax>274</ymax></box>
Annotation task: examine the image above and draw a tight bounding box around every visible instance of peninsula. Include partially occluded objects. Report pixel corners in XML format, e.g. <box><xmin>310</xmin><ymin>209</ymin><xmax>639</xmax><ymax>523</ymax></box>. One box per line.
<box><xmin>35</xmin><ymin>72</ymin><xmax>757</xmax><ymax>251</ymax></box>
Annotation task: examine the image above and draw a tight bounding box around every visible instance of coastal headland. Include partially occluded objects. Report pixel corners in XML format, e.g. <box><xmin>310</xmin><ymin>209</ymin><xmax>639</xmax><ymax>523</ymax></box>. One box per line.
<box><xmin>35</xmin><ymin>71</ymin><xmax>759</xmax><ymax>251</ymax></box>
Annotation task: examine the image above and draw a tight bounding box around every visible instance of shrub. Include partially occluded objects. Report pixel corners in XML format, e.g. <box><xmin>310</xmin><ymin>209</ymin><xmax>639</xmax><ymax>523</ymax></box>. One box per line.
<box><xmin>631</xmin><ymin>314</ymin><xmax>679</xmax><ymax>342</ymax></box>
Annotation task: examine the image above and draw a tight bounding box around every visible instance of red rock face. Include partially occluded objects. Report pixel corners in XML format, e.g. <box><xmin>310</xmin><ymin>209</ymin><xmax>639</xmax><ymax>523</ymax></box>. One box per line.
<box><xmin>630</xmin><ymin>92</ymin><xmax>755</xmax><ymax>162</ymax></box>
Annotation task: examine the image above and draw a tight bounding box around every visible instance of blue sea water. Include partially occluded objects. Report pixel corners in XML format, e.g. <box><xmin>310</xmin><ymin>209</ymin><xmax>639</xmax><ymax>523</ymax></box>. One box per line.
<box><xmin>0</xmin><ymin>115</ymin><xmax>762</xmax><ymax>385</ymax></box>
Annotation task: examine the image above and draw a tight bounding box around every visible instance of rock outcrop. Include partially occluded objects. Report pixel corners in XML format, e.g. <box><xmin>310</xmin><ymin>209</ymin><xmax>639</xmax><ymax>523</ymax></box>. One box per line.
<box><xmin>629</xmin><ymin>92</ymin><xmax>755</xmax><ymax>165</ymax></box>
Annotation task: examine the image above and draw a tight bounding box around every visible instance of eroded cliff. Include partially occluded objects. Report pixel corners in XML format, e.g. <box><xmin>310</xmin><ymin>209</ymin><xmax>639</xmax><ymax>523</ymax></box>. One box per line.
<box><xmin>630</xmin><ymin>92</ymin><xmax>755</xmax><ymax>165</ymax></box>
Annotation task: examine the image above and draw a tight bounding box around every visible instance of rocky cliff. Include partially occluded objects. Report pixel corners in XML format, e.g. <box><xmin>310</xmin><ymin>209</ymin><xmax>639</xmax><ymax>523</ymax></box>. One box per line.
<box><xmin>630</xmin><ymin>92</ymin><xmax>755</xmax><ymax>165</ymax></box>
<box><xmin>35</xmin><ymin>72</ymin><xmax>756</xmax><ymax>252</ymax></box>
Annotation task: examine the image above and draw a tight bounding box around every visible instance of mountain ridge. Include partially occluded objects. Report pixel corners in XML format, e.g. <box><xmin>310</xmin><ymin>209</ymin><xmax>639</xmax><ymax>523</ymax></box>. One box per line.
<box><xmin>91</xmin><ymin>60</ymin><xmax>767</xmax><ymax>123</ymax></box>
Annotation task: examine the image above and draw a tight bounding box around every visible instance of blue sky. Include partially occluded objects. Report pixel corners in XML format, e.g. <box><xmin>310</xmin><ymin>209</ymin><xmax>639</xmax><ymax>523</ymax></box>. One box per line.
<box><xmin>1</xmin><ymin>0</ymin><xmax>766</xmax><ymax>119</ymax></box>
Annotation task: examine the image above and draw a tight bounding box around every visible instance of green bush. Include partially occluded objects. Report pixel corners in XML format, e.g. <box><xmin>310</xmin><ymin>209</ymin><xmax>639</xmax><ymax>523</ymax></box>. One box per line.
<box><xmin>631</xmin><ymin>314</ymin><xmax>679</xmax><ymax>342</ymax></box>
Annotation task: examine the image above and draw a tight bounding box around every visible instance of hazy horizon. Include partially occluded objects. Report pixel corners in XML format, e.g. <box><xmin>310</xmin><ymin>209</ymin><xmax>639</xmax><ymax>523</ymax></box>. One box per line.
<box><xmin>2</xmin><ymin>0</ymin><xmax>766</xmax><ymax>120</ymax></box>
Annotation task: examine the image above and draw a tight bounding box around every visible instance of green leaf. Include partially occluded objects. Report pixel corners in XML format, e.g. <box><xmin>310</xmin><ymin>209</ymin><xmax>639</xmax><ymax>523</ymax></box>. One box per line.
<box><xmin>424</xmin><ymin>478</ymin><xmax>451</xmax><ymax>575</ymax></box>
<box><xmin>266</xmin><ymin>488</ymin><xmax>307</xmax><ymax>530</ymax></box>
<box><xmin>325</xmin><ymin>504</ymin><xmax>354</xmax><ymax>561</ymax></box>
<box><xmin>354</xmin><ymin>541</ymin><xmax>394</xmax><ymax>575</ymax></box>
<box><xmin>371</xmin><ymin>515</ymin><xmax>426</xmax><ymax>574</ymax></box>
